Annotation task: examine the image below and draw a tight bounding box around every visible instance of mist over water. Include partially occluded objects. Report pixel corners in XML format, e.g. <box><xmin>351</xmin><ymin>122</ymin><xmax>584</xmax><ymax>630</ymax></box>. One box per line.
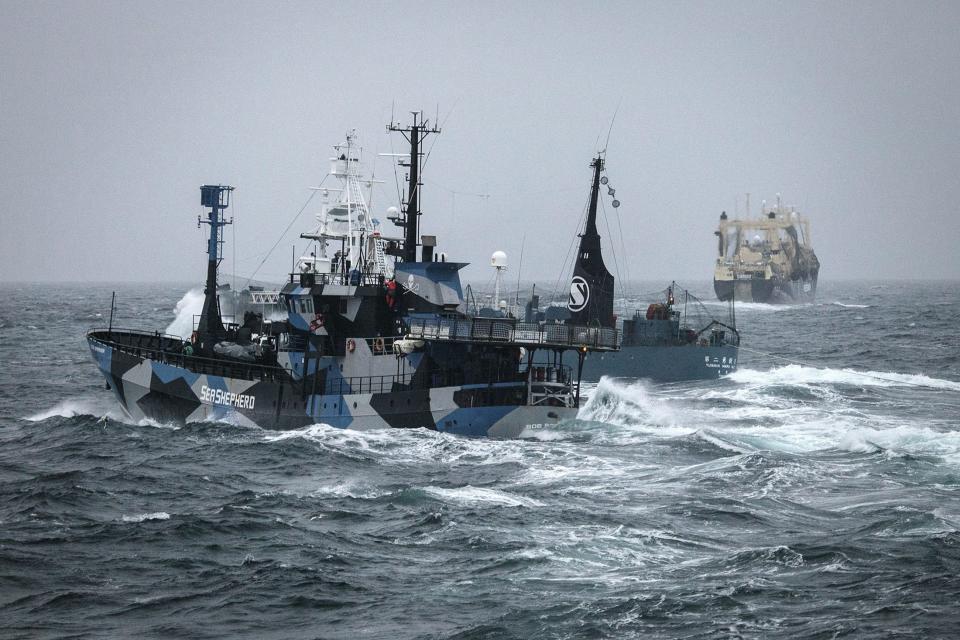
<box><xmin>1</xmin><ymin>280</ymin><xmax>958</xmax><ymax>638</ymax></box>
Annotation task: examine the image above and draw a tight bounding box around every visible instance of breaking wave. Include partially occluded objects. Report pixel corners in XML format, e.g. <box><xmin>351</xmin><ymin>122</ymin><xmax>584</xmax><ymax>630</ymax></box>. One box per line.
<box><xmin>24</xmin><ymin>397</ymin><xmax>172</xmax><ymax>428</ymax></box>
<box><xmin>729</xmin><ymin>364</ymin><xmax>960</xmax><ymax>391</ymax></box>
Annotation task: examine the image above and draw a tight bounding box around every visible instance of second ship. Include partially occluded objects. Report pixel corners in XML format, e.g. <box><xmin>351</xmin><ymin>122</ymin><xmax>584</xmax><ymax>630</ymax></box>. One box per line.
<box><xmin>713</xmin><ymin>196</ymin><xmax>820</xmax><ymax>303</ymax></box>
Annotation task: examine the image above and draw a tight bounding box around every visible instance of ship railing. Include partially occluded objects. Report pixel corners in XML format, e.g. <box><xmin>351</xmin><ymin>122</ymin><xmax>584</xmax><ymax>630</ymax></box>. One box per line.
<box><xmin>289</xmin><ymin>271</ymin><xmax>385</xmax><ymax>288</ymax></box>
<box><xmin>324</xmin><ymin>367</ymin><xmax>533</xmax><ymax>396</ymax></box>
<box><xmin>326</xmin><ymin>372</ymin><xmax>414</xmax><ymax>395</ymax></box>
<box><xmin>87</xmin><ymin>328</ymin><xmax>288</xmax><ymax>383</ymax></box>
<box><xmin>405</xmin><ymin>317</ymin><xmax>619</xmax><ymax>350</ymax></box>
<box><xmin>529</xmin><ymin>381</ymin><xmax>576</xmax><ymax>408</ymax></box>
<box><xmin>362</xmin><ymin>336</ymin><xmax>399</xmax><ymax>355</ymax></box>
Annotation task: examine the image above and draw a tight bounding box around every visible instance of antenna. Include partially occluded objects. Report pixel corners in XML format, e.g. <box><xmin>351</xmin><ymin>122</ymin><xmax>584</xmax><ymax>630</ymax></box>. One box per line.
<box><xmin>196</xmin><ymin>185</ymin><xmax>234</xmax><ymax>342</ymax></box>
<box><xmin>108</xmin><ymin>291</ymin><xmax>116</xmax><ymax>336</ymax></box>
<box><xmin>602</xmin><ymin>98</ymin><xmax>622</xmax><ymax>154</ymax></box>
<box><xmin>387</xmin><ymin>111</ymin><xmax>441</xmax><ymax>262</ymax></box>
<box><xmin>515</xmin><ymin>235</ymin><xmax>525</xmax><ymax>304</ymax></box>
<box><xmin>491</xmin><ymin>250</ymin><xmax>508</xmax><ymax>309</ymax></box>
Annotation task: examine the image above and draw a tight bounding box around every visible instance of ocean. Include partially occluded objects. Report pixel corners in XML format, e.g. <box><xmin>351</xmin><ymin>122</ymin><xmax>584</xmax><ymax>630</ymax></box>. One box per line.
<box><xmin>1</xmin><ymin>280</ymin><xmax>958</xmax><ymax>639</ymax></box>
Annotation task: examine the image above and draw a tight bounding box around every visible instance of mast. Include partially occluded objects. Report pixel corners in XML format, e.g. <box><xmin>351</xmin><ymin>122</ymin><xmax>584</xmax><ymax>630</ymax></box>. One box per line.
<box><xmin>568</xmin><ymin>156</ymin><xmax>615</xmax><ymax>327</ymax></box>
<box><xmin>387</xmin><ymin>112</ymin><xmax>440</xmax><ymax>263</ymax></box>
<box><xmin>196</xmin><ymin>185</ymin><xmax>234</xmax><ymax>342</ymax></box>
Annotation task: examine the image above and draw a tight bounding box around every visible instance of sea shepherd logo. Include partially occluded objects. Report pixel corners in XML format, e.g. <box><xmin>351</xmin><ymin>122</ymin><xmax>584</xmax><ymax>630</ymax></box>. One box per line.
<box><xmin>568</xmin><ymin>276</ymin><xmax>590</xmax><ymax>312</ymax></box>
<box><xmin>200</xmin><ymin>385</ymin><xmax>256</xmax><ymax>410</ymax></box>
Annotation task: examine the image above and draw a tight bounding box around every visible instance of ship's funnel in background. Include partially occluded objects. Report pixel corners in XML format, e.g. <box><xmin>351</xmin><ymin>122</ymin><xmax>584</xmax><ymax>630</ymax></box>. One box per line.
<box><xmin>567</xmin><ymin>156</ymin><xmax>615</xmax><ymax>328</ymax></box>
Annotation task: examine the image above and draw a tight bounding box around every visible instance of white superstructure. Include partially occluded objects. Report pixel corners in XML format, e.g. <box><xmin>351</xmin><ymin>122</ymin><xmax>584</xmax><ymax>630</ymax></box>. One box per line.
<box><xmin>299</xmin><ymin>130</ymin><xmax>393</xmax><ymax>280</ymax></box>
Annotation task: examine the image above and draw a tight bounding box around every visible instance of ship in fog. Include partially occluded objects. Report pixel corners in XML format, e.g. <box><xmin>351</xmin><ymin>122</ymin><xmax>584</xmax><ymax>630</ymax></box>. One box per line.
<box><xmin>713</xmin><ymin>196</ymin><xmax>820</xmax><ymax>303</ymax></box>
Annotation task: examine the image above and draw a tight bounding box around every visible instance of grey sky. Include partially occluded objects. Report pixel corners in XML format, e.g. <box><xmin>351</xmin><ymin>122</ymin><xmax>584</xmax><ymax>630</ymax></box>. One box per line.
<box><xmin>2</xmin><ymin>0</ymin><xmax>958</xmax><ymax>287</ymax></box>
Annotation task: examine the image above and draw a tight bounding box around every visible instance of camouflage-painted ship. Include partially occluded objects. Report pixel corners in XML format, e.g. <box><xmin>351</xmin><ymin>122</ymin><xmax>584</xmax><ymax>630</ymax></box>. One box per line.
<box><xmin>713</xmin><ymin>197</ymin><xmax>820</xmax><ymax>303</ymax></box>
<box><xmin>86</xmin><ymin>115</ymin><xmax>618</xmax><ymax>436</ymax></box>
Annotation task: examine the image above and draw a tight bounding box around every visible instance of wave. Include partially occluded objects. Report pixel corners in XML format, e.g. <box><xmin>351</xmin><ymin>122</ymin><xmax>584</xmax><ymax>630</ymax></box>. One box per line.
<box><xmin>260</xmin><ymin>422</ymin><xmax>532</xmax><ymax>467</ymax></box>
<box><xmin>121</xmin><ymin>512</ymin><xmax>171</xmax><ymax>523</ymax></box>
<box><xmin>836</xmin><ymin>425</ymin><xmax>960</xmax><ymax>461</ymax></box>
<box><xmin>704</xmin><ymin>300</ymin><xmax>796</xmax><ymax>312</ymax></box>
<box><xmin>24</xmin><ymin>397</ymin><xmax>110</xmax><ymax>422</ymax></box>
<box><xmin>24</xmin><ymin>397</ymin><xmax>173</xmax><ymax>428</ymax></box>
<box><xmin>577</xmin><ymin>377</ymin><xmax>684</xmax><ymax>433</ymax></box>
<box><xmin>829</xmin><ymin>302</ymin><xmax>871</xmax><ymax>309</ymax></box>
<box><xmin>165</xmin><ymin>288</ymin><xmax>204</xmax><ymax>339</ymax></box>
<box><xmin>729</xmin><ymin>365</ymin><xmax>960</xmax><ymax>391</ymax></box>
<box><xmin>420</xmin><ymin>485</ymin><xmax>542</xmax><ymax>508</ymax></box>
<box><xmin>573</xmin><ymin>368</ymin><xmax>960</xmax><ymax>462</ymax></box>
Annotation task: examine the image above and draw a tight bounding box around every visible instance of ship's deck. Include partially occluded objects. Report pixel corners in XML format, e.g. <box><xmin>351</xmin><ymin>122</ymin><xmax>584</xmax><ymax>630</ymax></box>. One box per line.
<box><xmin>87</xmin><ymin>329</ymin><xmax>288</xmax><ymax>382</ymax></box>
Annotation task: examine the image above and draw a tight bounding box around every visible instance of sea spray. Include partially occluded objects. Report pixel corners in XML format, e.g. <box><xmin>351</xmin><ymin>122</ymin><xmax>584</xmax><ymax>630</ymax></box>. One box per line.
<box><xmin>165</xmin><ymin>288</ymin><xmax>205</xmax><ymax>339</ymax></box>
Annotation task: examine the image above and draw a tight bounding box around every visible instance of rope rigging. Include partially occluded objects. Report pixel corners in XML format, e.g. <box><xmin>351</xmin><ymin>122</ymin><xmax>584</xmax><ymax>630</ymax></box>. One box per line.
<box><xmin>242</xmin><ymin>187</ymin><xmax>321</xmax><ymax>288</ymax></box>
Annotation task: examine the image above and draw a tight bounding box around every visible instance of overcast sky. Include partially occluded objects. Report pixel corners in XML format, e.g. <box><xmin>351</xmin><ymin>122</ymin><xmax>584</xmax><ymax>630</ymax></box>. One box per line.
<box><xmin>2</xmin><ymin>0</ymin><xmax>958</xmax><ymax>288</ymax></box>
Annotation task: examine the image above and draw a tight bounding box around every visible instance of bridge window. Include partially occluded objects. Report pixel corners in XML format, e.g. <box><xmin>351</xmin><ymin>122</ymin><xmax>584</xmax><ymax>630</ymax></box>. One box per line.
<box><xmin>297</xmin><ymin>298</ymin><xmax>313</xmax><ymax>314</ymax></box>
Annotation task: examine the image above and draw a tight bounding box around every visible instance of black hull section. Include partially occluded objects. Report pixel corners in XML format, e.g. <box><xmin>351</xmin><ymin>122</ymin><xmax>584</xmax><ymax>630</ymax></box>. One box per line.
<box><xmin>714</xmin><ymin>274</ymin><xmax>817</xmax><ymax>304</ymax></box>
<box><xmin>579</xmin><ymin>345</ymin><xmax>738</xmax><ymax>382</ymax></box>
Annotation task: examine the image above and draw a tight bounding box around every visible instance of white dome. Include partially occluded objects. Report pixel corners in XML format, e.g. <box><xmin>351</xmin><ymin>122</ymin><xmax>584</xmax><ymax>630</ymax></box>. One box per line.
<box><xmin>491</xmin><ymin>250</ymin><xmax>508</xmax><ymax>268</ymax></box>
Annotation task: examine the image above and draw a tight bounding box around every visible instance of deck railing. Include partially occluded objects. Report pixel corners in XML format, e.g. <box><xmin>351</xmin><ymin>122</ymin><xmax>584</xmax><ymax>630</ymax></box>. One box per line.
<box><xmin>87</xmin><ymin>329</ymin><xmax>288</xmax><ymax>383</ymax></box>
<box><xmin>405</xmin><ymin>317</ymin><xmax>619</xmax><ymax>350</ymax></box>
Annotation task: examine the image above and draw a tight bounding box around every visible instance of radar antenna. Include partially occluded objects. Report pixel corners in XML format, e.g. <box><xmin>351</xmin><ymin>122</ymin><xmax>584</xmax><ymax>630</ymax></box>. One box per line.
<box><xmin>196</xmin><ymin>185</ymin><xmax>234</xmax><ymax>347</ymax></box>
<box><xmin>387</xmin><ymin>112</ymin><xmax>441</xmax><ymax>263</ymax></box>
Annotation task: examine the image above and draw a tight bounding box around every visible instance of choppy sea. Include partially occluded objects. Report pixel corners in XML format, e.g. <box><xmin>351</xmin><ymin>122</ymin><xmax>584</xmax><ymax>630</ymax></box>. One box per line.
<box><xmin>1</xmin><ymin>280</ymin><xmax>958</xmax><ymax>639</ymax></box>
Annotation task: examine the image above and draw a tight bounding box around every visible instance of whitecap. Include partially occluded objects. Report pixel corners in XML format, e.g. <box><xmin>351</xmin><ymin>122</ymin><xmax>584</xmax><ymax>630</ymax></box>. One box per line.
<box><xmin>728</xmin><ymin>364</ymin><xmax>960</xmax><ymax>391</ymax></box>
<box><xmin>24</xmin><ymin>397</ymin><xmax>177</xmax><ymax>429</ymax></box>
<box><xmin>421</xmin><ymin>485</ymin><xmax>542</xmax><ymax>508</ymax></box>
<box><xmin>121</xmin><ymin>512</ymin><xmax>170</xmax><ymax>523</ymax></box>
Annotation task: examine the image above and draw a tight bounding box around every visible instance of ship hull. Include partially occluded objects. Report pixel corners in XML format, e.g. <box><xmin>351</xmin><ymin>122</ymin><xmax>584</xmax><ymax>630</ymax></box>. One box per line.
<box><xmin>88</xmin><ymin>336</ymin><xmax>572</xmax><ymax>438</ymax></box>
<box><xmin>714</xmin><ymin>274</ymin><xmax>817</xmax><ymax>304</ymax></box>
<box><xmin>579</xmin><ymin>344</ymin><xmax>738</xmax><ymax>382</ymax></box>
